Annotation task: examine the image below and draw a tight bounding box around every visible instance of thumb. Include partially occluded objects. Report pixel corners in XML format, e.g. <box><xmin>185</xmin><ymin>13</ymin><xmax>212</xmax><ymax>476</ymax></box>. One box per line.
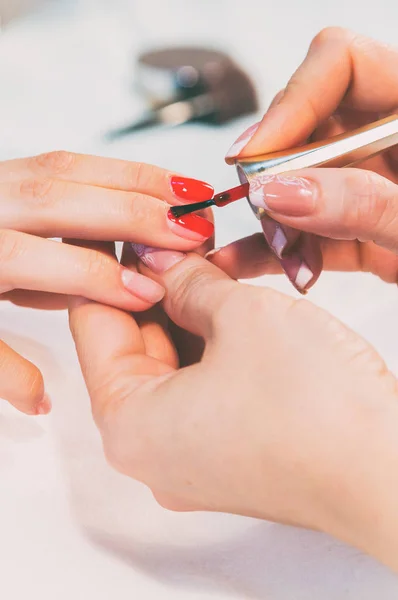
<box><xmin>131</xmin><ymin>245</ymin><xmax>237</xmax><ymax>338</ymax></box>
<box><xmin>248</xmin><ymin>168</ymin><xmax>398</xmax><ymax>252</ymax></box>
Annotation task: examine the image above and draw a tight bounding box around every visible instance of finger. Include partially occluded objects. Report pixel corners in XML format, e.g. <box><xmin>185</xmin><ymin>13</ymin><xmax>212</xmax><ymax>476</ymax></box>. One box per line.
<box><xmin>0</xmin><ymin>231</ymin><xmax>164</xmax><ymax>311</ymax></box>
<box><xmin>232</xmin><ymin>28</ymin><xmax>398</xmax><ymax>159</ymax></box>
<box><xmin>247</xmin><ymin>168</ymin><xmax>398</xmax><ymax>253</ymax></box>
<box><xmin>0</xmin><ymin>178</ymin><xmax>214</xmax><ymax>249</ymax></box>
<box><xmin>206</xmin><ymin>234</ymin><xmax>282</xmax><ymax>279</ymax></box>
<box><xmin>207</xmin><ymin>234</ymin><xmax>398</xmax><ymax>284</ymax></box>
<box><xmin>0</xmin><ymin>151</ymin><xmax>213</xmax><ymax>204</ymax></box>
<box><xmin>121</xmin><ymin>243</ymin><xmax>178</xmax><ymax>368</ymax></box>
<box><xmin>131</xmin><ymin>245</ymin><xmax>236</xmax><ymax>339</ymax></box>
<box><xmin>68</xmin><ymin>296</ymin><xmax>174</xmax><ymax>425</ymax></box>
<box><xmin>1</xmin><ymin>290</ymin><xmax>68</xmax><ymax>310</ymax></box>
<box><xmin>0</xmin><ymin>340</ymin><xmax>49</xmax><ymax>415</ymax></box>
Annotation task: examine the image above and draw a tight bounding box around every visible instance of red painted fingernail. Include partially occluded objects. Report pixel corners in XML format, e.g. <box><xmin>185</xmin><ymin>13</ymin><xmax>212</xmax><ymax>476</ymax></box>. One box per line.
<box><xmin>170</xmin><ymin>176</ymin><xmax>214</xmax><ymax>203</ymax></box>
<box><xmin>167</xmin><ymin>209</ymin><xmax>214</xmax><ymax>241</ymax></box>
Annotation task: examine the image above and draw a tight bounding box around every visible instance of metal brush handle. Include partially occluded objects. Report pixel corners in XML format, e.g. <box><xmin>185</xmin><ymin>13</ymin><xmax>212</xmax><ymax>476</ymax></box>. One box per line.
<box><xmin>236</xmin><ymin>114</ymin><xmax>398</xmax><ymax>219</ymax></box>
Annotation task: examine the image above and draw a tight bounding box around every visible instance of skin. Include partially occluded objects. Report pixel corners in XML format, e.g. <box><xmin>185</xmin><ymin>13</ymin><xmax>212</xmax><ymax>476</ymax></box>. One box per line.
<box><xmin>67</xmin><ymin>29</ymin><xmax>398</xmax><ymax>572</ymax></box>
<box><xmin>0</xmin><ymin>152</ymin><xmax>212</xmax><ymax>415</ymax></box>
<box><xmin>210</xmin><ymin>28</ymin><xmax>398</xmax><ymax>283</ymax></box>
<box><xmin>68</xmin><ymin>244</ymin><xmax>398</xmax><ymax>572</ymax></box>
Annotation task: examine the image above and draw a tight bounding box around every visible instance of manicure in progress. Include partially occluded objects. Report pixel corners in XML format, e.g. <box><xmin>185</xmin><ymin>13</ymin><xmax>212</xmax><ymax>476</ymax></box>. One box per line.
<box><xmin>170</xmin><ymin>176</ymin><xmax>214</xmax><ymax>203</ymax></box>
<box><xmin>167</xmin><ymin>209</ymin><xmax>214</xmax><ymax>241</ymax></box>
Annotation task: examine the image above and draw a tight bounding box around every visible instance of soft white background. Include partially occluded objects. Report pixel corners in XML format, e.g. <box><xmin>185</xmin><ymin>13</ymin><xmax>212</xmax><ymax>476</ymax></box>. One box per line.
<box><xmin>0</xmin><ymin>1</ymin><xmax>398</xmax><ymax>598</ymax></box>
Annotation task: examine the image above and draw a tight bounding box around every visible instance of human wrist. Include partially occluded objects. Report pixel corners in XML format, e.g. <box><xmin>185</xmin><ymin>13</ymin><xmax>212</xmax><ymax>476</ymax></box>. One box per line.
<box><xmin>320</xmin><ymin>401</ymin><xmax>398</xmax><ymax>571</ymax></box>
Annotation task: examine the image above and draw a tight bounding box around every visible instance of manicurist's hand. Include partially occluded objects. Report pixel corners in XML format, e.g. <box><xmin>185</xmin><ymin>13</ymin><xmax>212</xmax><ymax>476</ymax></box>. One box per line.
<box><xmin>0</xmin><ymin>151</ymin><xmax>214</xmax><ymax>414</ymax></box>
<box><xmin>212</xmin><ymin>28</ymin><xmax>398</xmax><ymax>286</ymax></box>
<box><xmin>69</xmin><ymin>243</ymin><xmax>398</xmax><ymax>572</ymax></box>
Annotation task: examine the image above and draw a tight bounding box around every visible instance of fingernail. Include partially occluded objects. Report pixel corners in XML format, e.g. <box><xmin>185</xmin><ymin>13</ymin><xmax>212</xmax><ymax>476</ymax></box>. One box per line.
<box><xmin>167</xmin><ymin>209</ymin><xmax>214</xmax><ymax>241</ymax></box>
<box><xmin>294</xmin><ymin>263</ymin><xmax>314</xmax><ymax>290</ymax></box>
<box><xmin>277</xmin><ymin>233</ymin><xmax>322</xmax><ymax>293</ymax></box>
<box><xmin>170</xmin><ymin>176</ymin><xmax>214</xmax><ymax>203</ymax></box>
<box><xmin>36</xmin><ymin>394</ymin><xmax>52</xmax><ymax>416</ymax></box>
<box><xmin>121</xmin><ymin>269</ymin><xmax>165</xmax><ymax>302</ymax></box>
<box><xmin>225</xmin><ymin>122</ymin><xmax>260</xmax><ymax>159</ymax></box>
<box><xmin>249</xmin><ymin>175</ymin><xmax>316</xmax><ymax>216</ymax></box>
<box><xmin>131</xmin><ymin>244</ymin><xmax>186</xmax><ymax>274</ymax></box>
<box><xmin>261</xmin><ymin>215</ymin><xmax>301</xmax><ymax>259</ymax></box>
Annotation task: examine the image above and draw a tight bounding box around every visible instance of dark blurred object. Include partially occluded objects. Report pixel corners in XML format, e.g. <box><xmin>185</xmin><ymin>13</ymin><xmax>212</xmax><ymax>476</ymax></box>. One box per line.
<box><xmin>105</xmin><ymin>47</ymin><xmax>258</xmax><ymax>141</ymax></box>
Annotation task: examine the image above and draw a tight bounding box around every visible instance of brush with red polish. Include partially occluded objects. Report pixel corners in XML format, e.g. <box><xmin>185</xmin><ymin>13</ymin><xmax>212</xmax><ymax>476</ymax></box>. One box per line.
<box><xmin>168</xmin><ymin>182</ymin><xmax>249</xmax><ymax>219</ymax></box>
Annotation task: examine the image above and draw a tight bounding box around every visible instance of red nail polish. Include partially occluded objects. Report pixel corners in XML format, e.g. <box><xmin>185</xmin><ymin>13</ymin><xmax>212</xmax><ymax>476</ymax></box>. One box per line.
<box><xmin>167</xmin><ymin>209</ymin><xmax>214</xmax><ymax>238</ymax></box>
<box><xmin>171</xmin><ymin>176</ymin><xmax>214</xmax><ymax>202</ymax></box>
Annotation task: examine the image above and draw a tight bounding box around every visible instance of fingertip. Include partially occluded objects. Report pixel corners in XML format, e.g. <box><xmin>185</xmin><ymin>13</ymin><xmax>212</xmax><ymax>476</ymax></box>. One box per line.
<box><xmin>121</xmin><ymin>269</ymin><xmax>165</xmax><ymax>304</ymax></box>
<box><xmin>36</xmin><ymin>393</ymin><xmax>52</xmax><ymax>416</ymax></box>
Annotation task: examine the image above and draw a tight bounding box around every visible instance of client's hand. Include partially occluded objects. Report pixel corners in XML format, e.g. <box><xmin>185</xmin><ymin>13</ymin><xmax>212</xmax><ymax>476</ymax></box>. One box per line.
<box><xmin>213</xmin><ymin>28</ymin><xmax>398</xmax><ymax>285</ymax></box>
<box><xmin>0</xmin><ymin>151</ymin><xmax>213</xmax><ymax>414</ymax></box>
<box><xmin>69</xmin><ymin>244</ymin><xmax>398</xmax><ymax>572</ymax></box>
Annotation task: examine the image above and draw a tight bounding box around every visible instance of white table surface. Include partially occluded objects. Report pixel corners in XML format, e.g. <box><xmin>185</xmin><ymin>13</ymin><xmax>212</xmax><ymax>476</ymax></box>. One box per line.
<box><xmin>1</xmin><ymin>1</ymin><xmax>398</xmax><ymax>598</ymax></box>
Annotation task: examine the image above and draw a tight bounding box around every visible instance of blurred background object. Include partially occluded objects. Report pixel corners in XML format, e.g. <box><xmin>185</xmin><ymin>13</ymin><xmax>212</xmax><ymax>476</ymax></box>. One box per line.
<box><xmin>0</xmin><ymin>0</ymin><xmax>46</xmax><ymax>26</ymax></box>
<box><xmin>106</xmin><ymin>46</ymin><xmax>258</xmax><ymax>140</ymax></box>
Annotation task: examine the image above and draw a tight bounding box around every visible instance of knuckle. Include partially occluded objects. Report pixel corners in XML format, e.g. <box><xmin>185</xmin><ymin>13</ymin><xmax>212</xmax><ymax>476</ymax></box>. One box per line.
<box><xmin>124</xmin><ymin>191</ymin><xmax>154</xmax><ymax>222</ymax></box>
<box><xmin>81</xmin><ymin>249</ymin><xmax>113</xmax><ymax>281</ymax></box>
<box><xmin>167</xmin><ymin>266</ymin><xmax>205</xmax><ymax>315</ymax></box>
<box><xmin>30</xmin><ymin>150</ymin><xmax>75</xmax><ymax>176</ymax></box>
<box><xmin>18</xmin><ymin>177</ymin><xmax>59</xmax><ymax>207</ymax></box>
<box><xmin>168</xmin><ymin>267</ymin><xmax>230</xmax><ymax>326</ymax></box>
<box><xmin>345</xmin><ymin>171</ymin><xmax>395</xmax><ymax>237</ymax></box>
<box><xmin>0</xmin><ymin>229</ymin><xmax>24</xmax><ymax>264</ymax></box>
<box><xmin>349</xmin><ymin>32</ymin><xmax>385</xmax><ymax>54</ymax></box>
<box><xmin>311</xmin><ymin>26</ymin><xmax>352</xmax><ymax>49</ymax></box>
<box><xmin>123</xmin><ymin>161</ymin><xmax>157</xmax><ymax>191</ymax></box>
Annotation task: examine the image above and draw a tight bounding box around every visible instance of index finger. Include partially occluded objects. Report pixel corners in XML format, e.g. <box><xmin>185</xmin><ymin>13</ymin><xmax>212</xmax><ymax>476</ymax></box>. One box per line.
<box><xmin>0</xmin><ymin>151</ymin><xmax>214</xmax><ymax>205</ymax></box>
<box><xmin>234</xmin><ymin>28</ymin><xmax>398</xmax><ymax>159</ymax></box>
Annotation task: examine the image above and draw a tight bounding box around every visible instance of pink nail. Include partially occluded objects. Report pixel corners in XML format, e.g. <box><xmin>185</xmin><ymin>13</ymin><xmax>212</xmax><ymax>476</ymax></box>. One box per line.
<box><xmin>131</xmin><ymin>244</ymin><xmax>186</xmax><ymax>274</ymax></box>
<box><xmin>121</xmin><ymin>269</ymin><xmax>165</xmax><ymax>302</ymax></box>
<box><xmin>225</xmin><ymin>122</ymin><xmax>260</xmax><ymax>159</ymax></box>
<box><xmin>249</xmin><ymin>174</ymin><xmax>316</xmax><ymax>216</ymax></box>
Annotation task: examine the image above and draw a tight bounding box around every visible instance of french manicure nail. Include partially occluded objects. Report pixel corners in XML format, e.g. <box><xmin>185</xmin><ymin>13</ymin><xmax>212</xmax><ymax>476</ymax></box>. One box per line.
<box><xmin>36</xmin><ymin>394</ymin><xmax>52</xmax><ymax>416</ymax></box>
<box><xmin>131</xmin><ymin>244</ymin><xmax>186</xmax><ymax>274</ymax></box>
<box><xmin>121</xmin><ymin>269</ymin><xmax>165</xmax><ymax>302</ymax></box>
<box><xmin>167</xmin><ymin>209</ymin><xmax>214</xmax><ymax>241</ymax></box>
<box><xmin>249</xmin><ymin>174</ymin><xmax>316</xmax><ymax>216</ymax></box>
<box><xmin>170</xmin><ymin>176</ymin><xmax>214</xmax><ymax>203</ymax></box>
<box><xmin>261</xmin><ymin>215</ymin><xmax>300</xmax><ymax>259</ymax></box>
<box><xmin>294</xmin><ymin>262</ymin><xmax>314</xmax><ymax>290</ymax></box>
<box><xmin>225</xmin><ymin>122</ymin><xmax>260</xmax><ymax>159</ymax></box>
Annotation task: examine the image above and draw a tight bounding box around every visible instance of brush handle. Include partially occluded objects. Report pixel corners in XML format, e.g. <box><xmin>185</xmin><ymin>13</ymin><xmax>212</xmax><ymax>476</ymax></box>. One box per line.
<box><xmin>236</xmin><ymin>114</ymin><xmax>398</xmax><ymax>222</ymax></box>
<box><xmin>238</xmin><ymin>114</ymin><xmax>398</xmax><ymax>176</ymax></box>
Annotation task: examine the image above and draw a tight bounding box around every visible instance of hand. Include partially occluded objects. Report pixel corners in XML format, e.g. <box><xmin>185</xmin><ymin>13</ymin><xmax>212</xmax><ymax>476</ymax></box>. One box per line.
<box><xmin>214</xmin><ymin>28</ymin><xmax>398</xmax><ymax>285</ymax></box>
<box><xmin>69</xmin><ymin>244</ymin><xmax>398</xmax><ymax>572</ymax></box>
<box><xmin>0</xmin><ymin>151</ymin><xmax>214</xmax><ymax>414</ymax></box>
